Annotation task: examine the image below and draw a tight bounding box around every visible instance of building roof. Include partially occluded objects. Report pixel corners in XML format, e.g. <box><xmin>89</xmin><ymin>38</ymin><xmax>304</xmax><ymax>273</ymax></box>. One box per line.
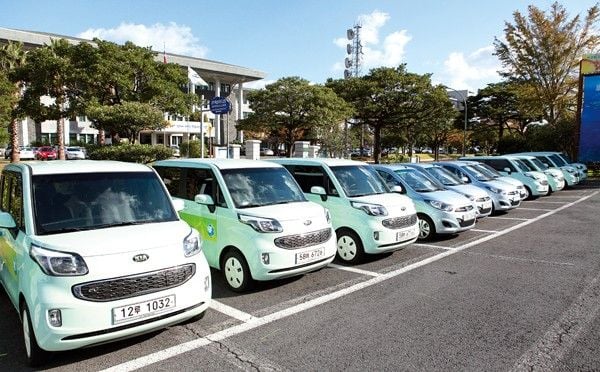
<box><xmin>0</xmin><ymin>27</ymin><xmax>266</xmax><ymax>84</ymax></box>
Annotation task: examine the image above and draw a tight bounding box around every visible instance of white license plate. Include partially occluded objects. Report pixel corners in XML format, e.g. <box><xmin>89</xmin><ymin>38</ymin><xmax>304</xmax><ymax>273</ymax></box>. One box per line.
<box><xmin>396</xmin><ymin>229</ymin><xmax>413</xmax><ymax>241</ymax></box>
<box><xmin>112</xmin><ymin>294</ymin><xmax>176</xmax><ymax>325</ymax></box>
<box><xmin>482</xmin><ymin>201</ymin><xmax>492</xmax><ymax>210</ymax></box>
<box><xmin>462</xmin><ymin>211</ymin><xmax>476</xmax><ymax>221</ymax></box>
<box><xmin>296</xmin><ymin>247</ymin><xmax>325</xmax><ymax>264</ymax></box>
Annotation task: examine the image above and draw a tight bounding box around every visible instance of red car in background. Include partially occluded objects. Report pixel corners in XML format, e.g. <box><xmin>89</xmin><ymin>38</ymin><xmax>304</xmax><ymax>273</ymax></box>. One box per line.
<box><xmin>35</xmin><ymin>146</ymin><xmax>57</xmax><ymax>160</ymax></box>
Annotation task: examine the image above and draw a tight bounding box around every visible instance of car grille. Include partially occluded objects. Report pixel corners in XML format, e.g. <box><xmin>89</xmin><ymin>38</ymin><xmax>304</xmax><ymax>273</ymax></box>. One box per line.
<box><xmin>510</xmin><ymin>199</ymin><xmax>520</xmax><ymax>206</ymax></box>
<box><xmin>72</xmin><ymin>264</ymin><xmax>196</xmax><ymax>302</ymax></box>
<box><xmin>478</xmin><ymin>207</ymin><xmax>492</xmax><ymax>214</ymax></box>
<box><xmin>382</xmin><ymin>214</ymin><xmax>418</xmax><ymax>229</ymax></box>
<box><xmin>274</xmin><ymin>228</ymin><xmax>332</xmax><ymax>249</ymax></box>
<box><xmin>459</xmin><ymin>218</ymin><xmax>475</xmax><ymax>227</ymax></box>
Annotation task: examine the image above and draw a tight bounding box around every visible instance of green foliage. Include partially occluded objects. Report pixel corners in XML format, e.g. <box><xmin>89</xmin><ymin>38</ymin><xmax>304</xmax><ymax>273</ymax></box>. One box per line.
<box><xmin>238</xmin><ymin>77</ymin><xmax>353</xmax><ymax>157</ymax></box>
<box><xmin>0</xmin><ymin>71</ymin><xmax>15</xmax><ymax>128</ymax></box>
<box><xmin>87</xmin><ymin>144</ymin><xmax>173</xmax><ymax>163</ymax></box>
<box><xmin>179</xmin><ymin>140</ymin><xmax>206</xmax><ymax>158</ymax></box>
<box><xmin>87</xmin><ymin>101</ymin><xmax>166</xmax><ymax>143</ymax></box>
<box><xmin>497</xmin><ymin>134</ymin><xmax>527</xmax><ymax>154</ymax></box>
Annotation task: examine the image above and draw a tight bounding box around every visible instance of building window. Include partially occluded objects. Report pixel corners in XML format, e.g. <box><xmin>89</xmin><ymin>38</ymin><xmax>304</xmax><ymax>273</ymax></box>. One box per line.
<box><xmin>77</xmin><ymin>116</ymin><xmax>87</xmax><ymax>122</ymax></box>
<box><xmin>69</xmin><ymin>133</ymin><xmax>78</xmax><ymax>143</ymax></box>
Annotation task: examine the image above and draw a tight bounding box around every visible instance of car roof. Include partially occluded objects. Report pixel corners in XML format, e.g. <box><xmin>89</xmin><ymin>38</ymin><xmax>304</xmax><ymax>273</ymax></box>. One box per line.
<box><xmin>372</xmin><ymin>163</ymin><xmax>411</xmax><ymax>171</ymax></box>
<box><xmin>270</xmin><ymin>158</ymin><xmax>365</xmax><ymax>167</ymax></box>
<box><xmin>403</xmin><ymin>162</ymin><xmax>437</xmax><ymax>169</ymax></box>
<box><xmin>8</xmin><ymin>160</ymin><xmax>152</xmax><ymax>175</ymax></box>
<box><xmin>460</xmin><ymin>155</ymin><xmax>521</xmax><ymax>160</ymax></box>
<box><xmin>434</xmin><ymin>160</ymin><xmax>478</xmax><ymax>167</ymax></box>
<box><xmin>153</xmin><ymin>158</ymin><xmax>282</xmax><ymax>170</ymax></box>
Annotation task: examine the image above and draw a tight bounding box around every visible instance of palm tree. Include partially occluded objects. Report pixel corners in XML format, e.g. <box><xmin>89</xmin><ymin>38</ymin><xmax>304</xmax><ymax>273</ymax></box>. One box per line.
<box><xmin>0</xmin><ymin>41</ymin><xmax>26</xmax><ymax>162</ymax></box>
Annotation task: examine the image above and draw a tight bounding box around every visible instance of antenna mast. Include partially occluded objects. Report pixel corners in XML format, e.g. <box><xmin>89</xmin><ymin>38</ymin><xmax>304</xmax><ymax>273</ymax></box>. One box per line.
<box><xmin>344</xmin><ymin>24</ymin><xmax>362</xmax><ymax>79</ymax></box>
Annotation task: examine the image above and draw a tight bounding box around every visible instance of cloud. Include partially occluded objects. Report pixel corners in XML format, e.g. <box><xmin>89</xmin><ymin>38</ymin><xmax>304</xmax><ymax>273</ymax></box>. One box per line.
<box><xmin>439</xmin><ymin>45</ymin><xmax>502</xmax><ymax>91</ymax></box>
<box><xmin>332</xmin><ymin>10</ymin><xmax>411</xmax><ymax>74</ymax></box>
<box><xmin>244</xmin><ymin>79</ymin><xmax>276</xmax><ymax>90</ymax></box>
<box><xmin>78</xmin><ymin>22</ymin><xmax>208</xmax><ymax>58</ymax></box>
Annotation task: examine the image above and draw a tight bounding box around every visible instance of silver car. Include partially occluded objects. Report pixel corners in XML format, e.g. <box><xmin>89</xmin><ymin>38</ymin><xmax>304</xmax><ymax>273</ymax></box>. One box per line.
<box><xmin>434</xmin><ymin>161</ymin><xmax>521</xmax><ymax>214</ymax></box>
<box><xmin>404</xmin><ymin>162</ymin><xmax>493</xmax><ymax>218</ymax></box>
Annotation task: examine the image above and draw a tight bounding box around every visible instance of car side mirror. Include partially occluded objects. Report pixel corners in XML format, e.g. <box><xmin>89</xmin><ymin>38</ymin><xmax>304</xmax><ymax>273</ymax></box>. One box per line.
<box><xmin>195</xmin><ymin>194</ymin><xmax>216</xmax><ymax>213</ymax></box>
<box><xmin>310</xmin><ymin>186</ymin><xmax>328</xmax><ymax>201</ymax></box>
<box><xmin>390</xmin><ymin>185</ymin><xmax>403</xmax><ymax>193</ymax></box>
<box><xmin>0</xmin><ymin>212</ymin><xmax>16</xmax><ymax>229</ymax></box>
<box><xmin>172</xmin><ymin>198</ymin><xmax>185</xmax><ymax>212</ymax></box>
<box><xmin>503</xmin><ymin>167</ymin><xmax>511</xmax><ymax>174</ymax></box>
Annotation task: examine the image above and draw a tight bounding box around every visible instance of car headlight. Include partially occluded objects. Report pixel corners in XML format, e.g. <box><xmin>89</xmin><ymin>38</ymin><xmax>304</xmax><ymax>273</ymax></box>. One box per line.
<box><xmin>238</xmin><ymin>214</ymin><xmax>283</xmax><ymax>233</ymax></box>
<box><xmin>565</xmin><ymin>167</ymin><xmax>576</xmax><ymax>173</ymax></box>
<box><xmin>183</xmin><ymin>230</ymin><xmax>202</xmax><ymax>257</ymax></box>
<box><xmin>426</xmin><ymin>199</ymin><xmax>454</xmax><ymax>212</ymax></box>
<box><xmin>351</xmin><ymin>201</ymin><xmax>388</xmax><ymax>216</ymax></box>
<box><xmin>485</xmin><ymin>185</ymin><xmax>501</xmax><ymax>194</ymax></box>
<box><xmin>30</xmin><ymin>244</ymin><xmax>88</xmax><ymax>276</ymax></box>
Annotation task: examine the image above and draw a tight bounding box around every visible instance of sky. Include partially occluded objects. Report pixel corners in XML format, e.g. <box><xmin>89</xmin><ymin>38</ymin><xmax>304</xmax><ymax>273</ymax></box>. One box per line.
<box><xmin>0</xmin><ymin>0</ymin><xmax>594</xmax><ymax>92</ymax></box>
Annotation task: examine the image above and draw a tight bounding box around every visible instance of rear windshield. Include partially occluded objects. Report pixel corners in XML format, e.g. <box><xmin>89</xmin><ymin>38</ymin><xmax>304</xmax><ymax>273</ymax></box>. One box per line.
<box><xmin>32</xmin><ymin>172</ymin><xmax>177</xmax><ymax>235</ymax></box>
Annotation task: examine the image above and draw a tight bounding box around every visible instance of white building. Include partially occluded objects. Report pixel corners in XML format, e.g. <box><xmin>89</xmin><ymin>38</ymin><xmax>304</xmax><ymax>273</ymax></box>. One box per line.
<box><xmin>0</xmin><ymin>27</ymin><xmax>265</xmax><ymax>147</ymax></box>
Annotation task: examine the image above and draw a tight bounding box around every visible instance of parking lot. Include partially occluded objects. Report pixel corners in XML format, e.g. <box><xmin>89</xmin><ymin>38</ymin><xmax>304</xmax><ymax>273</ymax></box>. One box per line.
<box><xmin>1</xmin><ymin>181</ymin><xmax>599</xmax><ymax>371</ymax></box>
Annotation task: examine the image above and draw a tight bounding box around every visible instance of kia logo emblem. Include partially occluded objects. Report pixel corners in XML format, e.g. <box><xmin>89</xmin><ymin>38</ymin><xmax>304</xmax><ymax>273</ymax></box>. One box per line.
<box><xmin>304</xmin><ymin>220</ymin><xmax>312</xmax><ymax>226</ymax></box>
<box><xmin>401</xmin><ymin>206</ymin><xmax>406</xmax><ymax>211</ymax></box>
<box><xmin>133</xmin><ymin>254</ymin><xmax>149</xmax><ymax>263</ymax></box>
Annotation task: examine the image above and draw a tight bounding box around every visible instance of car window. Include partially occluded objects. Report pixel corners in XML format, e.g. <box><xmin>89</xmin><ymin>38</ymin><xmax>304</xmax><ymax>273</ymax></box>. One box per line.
<box><xmin>185</xmin><ymin>168</ymin><xmax>227</xmax><ymax>208</ymax></box>
<box><xmin>1</xmin><ymin>171</ymin><xmax>25</xmax><ymax>237</ymax></box>
<box><xmin>285</xmin><ymin>165</ymin><xmax>339</xmax><ymax>196</ymax></box>
<box><xmin>32</xmin><ymin>172</ymin><xmax>178</xmax><ymax>235</ymax></box>
<box><xmin>155</xmin><ymin>166</ymin><xmax>185</xmax><ymax>198</ymax></box>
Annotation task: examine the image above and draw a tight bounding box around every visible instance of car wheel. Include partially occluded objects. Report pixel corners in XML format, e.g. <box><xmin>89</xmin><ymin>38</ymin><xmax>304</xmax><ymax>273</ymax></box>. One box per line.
<box><xmin>21</xmin><ymin>303</ymin><xmax>48</xmax><ymax>367</ymax></box>
<box><xmin>336</xmin><ymin>228</ymin><xmax>364</xmax><ymax>264</ymax></box>
<box><xmin>222</xmin><ymin>250</ymin><xmax>253</xmax><ymax>292</ymax></box>
<box><xmin>522</xmin><ymin>187</ymin><xmax>531</xmax><ymax>200</ymax></box>
<box><xmin>417</xmin><ymin>214</ymin><xmax>436</xmax><ymax>241</ymax></box>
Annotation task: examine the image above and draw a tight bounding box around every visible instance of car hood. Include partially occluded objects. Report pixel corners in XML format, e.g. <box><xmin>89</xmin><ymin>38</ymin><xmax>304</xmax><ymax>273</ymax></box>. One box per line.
<box><xmin>418</xmin><ymin>190</ymin><xmax>472</xmax><ymax>207</ymax></box>
<box><xmin>482</xmin><ymin>179</ymin><xmax>518</xmax><ymax>192</ymax></box>
<box><xmin>494</xmin><ymin>176</ymin><xmax>524</xmax><ymax>187</ymax></box>
<box><xmin>237</xmin><ymin>200</ymin><xmax>328</xmax><ymax>225</ymax></box>
<box><xmin>445</xmin><ymin>184</ymin><xmax>489</xmax><ymax>199</ymax></box>
<box><xmin>31</xmin><ymin>220</ymin><xmax>192</xmax><ymax>257</ymax></box>
<box><xmin>350</xmin><ymin>193</ymin><xmax>417</xmax><ymax>214</ymax></box>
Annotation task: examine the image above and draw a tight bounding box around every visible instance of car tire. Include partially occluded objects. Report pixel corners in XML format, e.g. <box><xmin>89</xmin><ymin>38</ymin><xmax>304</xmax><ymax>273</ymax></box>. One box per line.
<box><xmin>417</xmin><ymin>214</ymin><xmax>436</xmax><ymax>241</ymax></box>
<box><xmin>335</xmin><ymin>228</ymin><xmax>364</xmax><ymax>264</ymax></box>
<box><xmin>21</xmin><ymin>302</ymin><xmax>49</xmax><ymax>367</ymax></box>
<box><xmin>222</xmin><ymin>250</ymin><xmax>253</xmax><ymax>292</ymax></box>
<box><xmin>523</xmin><ymin>186</ymin><xmax>532</xmax><ymax>200</ymax></box>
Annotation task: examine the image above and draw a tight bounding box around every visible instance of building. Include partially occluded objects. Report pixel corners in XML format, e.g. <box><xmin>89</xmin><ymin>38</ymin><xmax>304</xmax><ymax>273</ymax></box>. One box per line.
<box><xmin>0</xmin><ymin>27</ymin><xmax>265</xmax><ymax>148</ymax></box>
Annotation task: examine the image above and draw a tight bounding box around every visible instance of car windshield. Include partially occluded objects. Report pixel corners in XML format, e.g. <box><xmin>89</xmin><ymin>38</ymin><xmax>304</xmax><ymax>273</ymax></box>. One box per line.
<box><xmin>464</xmin><ymin>165</ymin><xmax>494</xmax><ymax>181</ymax></box>
<box><xmin>549</xmin><ymin>154</ymin><xmax>567</xmax><ymax>166</ymax></box>
<box><xmin>514</xmin><ymin>159</ymin><xmax>532</xmax><ymax>172</ymax></box>
<box><xmin>527</xmin><ymin>158</ymin><xmax>547</xmax><ymax>170</ymax></box>
<box><xmin>330</xmin><ymin>165</ymin><xmax>388</xmax><ymax>197</ymax></box>
<box><xmin>32</xmin><ymin>172</ymin><xmax>178</xmax><ymax>236</ymax></box>
<box><xmin>557</xmin><ymin>153</ymin><xmax>573</xmax><ymax>163</ymax></box>
<box><xmin>425</xmin><ymin>166</ymin><xmax>463</xmax><ymax>186</ymax></box>
<box><xmin>470</xmin><ymin>164</ymin><xmax>499</xmax><ymax>179</ymax></box>
<box><xmin>67</xmin><ymin>147</ymin><xmax>81</xmax><ymax>151</ymax></box>
<box><xmin>395</xmin><ymin>169</ymin><xmax>443</xmax><ymax>192</ymax></box>
<box><xmin>221</xmin><ymin>167</ymin><xmax>306</xmax><ymax>208</ymax></box>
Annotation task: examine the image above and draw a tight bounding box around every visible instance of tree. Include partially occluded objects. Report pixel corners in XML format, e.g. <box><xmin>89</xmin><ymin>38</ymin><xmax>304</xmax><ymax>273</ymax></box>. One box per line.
<box><xmin>0</xmin><ymin>41</ymin><xmax>27</xmax><ymax>162</ymax></box>
<box><xmin>328</xmin><ymin>65</ymin><xmax>454</xmax><ymax>163</ymax></box>
<box><xmin>86</xmin><ymin>101</ymin><xmax>167</xmax><ymax>143</ymax></box>
<box><xmin>494</xmin><ymin>2</ymin><xmax>600</xmax><ymax>125</ymax></box>
<box><xmin>18</xmin><ymin>39</ymin><xmax>83</xmax><ymax>160</ymax></box>
<box><xmin>84</xmin><ymin>40</ymin><xmax>195</xmax><ymax>144</ymax></box>
<box><xmin>238</xmin><ymin>77</ymin><xmax>353</xmax><ymax>157</ymax></box>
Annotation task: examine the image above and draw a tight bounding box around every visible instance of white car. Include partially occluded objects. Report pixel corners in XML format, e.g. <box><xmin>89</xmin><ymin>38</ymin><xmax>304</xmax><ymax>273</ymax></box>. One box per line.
<box><xmin>65</xmin><ymin>146</ymin><xmax>86</xmax><ymax>160</ymax></box>
<box><xmin>153</xmin><ymin>159</ymin><xmax>337</xmax><ymax>292</ymax></box>
<box><xmin>0</xmin><ymin>160</ymin><xmax>211</xmax><ymax>366</ymax></box>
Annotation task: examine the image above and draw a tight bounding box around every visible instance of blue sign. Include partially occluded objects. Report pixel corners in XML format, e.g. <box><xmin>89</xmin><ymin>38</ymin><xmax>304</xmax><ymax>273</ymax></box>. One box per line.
<box><xmin>209</xmin><ymin>97</ymin><xmax>231</xmax><ymax>115</ymax></box>
<box><xmin>579</xmin><ymin>74</ymin><xmax>600</xmax><ymax>162</ymax></box>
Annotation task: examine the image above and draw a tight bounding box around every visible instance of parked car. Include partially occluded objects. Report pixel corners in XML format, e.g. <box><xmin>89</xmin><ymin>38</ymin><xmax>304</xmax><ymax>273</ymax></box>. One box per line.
<box><xmin>373</xmin><ymin>164</ymin><xmax>476</xmax><ymax>241</ymax></box>
<box><xmin>271</xmin><ymin>158</ymin><xmax>419</xmax><ymax>263</ymax></box>
<box><xmin>459</xmin><ymin>156</ymin><xmax>549</xmax><ymax>199</ymax></box>
<box><xmin>510</xmin><ymin>152</ymin><xmax>580</xmax><ymax>187</ymax></box>
<box><xmin>509</xmin><ymin>154</ymin><xmax>565</xmax><ymax>194</ymax></box>
<box><xmin>65</xmin><ymin>146</ymin><xmax>86</xmax><ymax>160</ymax></box>
<box><xmin>4</xmin><ymin>146</ymin><xmax>35</xmax><ymax>160</ymax></box>
<box><xmin>0</xmin><ymin>160</ymin><xmax>211</xmax><ymax>366</ymax></box>
<box><xmin>35</xmin><ymin>146</ymin><xmax>57</xmax><ymax>160</ymax></box>
<box><xmin>403</xmin><ymin>163</ymin><xmax>493</xmax><ymax>218</ymax></box>
<box><xmin>153</xmin><ymin>159</ymin><xmax>337</xmax><ymax>291</ymax></box>
<box><xmin>260</xmin><ymin>147</ymin><xmax>274</xmax><ymax>156</ymax></box>
<box><xmin>467</xmin><ymin>162</ymin><xmax>529</xmax><ymax>200</ymax></box>
<box><xmin>552</xmin><ymin>152</ymin><xmax>587</xmax><ymax>182</ymax></box>
<box><xmin>434</xmin><ymin>161</ymin><xmax>521</xmax><ymax>214</ymax></box>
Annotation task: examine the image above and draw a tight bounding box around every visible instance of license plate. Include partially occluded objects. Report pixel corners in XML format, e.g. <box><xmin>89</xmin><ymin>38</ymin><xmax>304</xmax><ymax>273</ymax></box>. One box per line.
<box><xmin>462</xmin><ymin>211</ymin><xmax>476</xmax><ymax>221</ymax></box>
<box><xmin>396</xmin><ymin>229</ymin><xmax>413</xmax><ymax>241</ymax></box>
<box><xmin>112</xmin><ymin>295</ymin><xmax>176</xmax><ymax>325</ymax></box>
<box><xmin>296</xmin><ymin>247</ymin><xmax>325</xmax><ymax>264</ymax></box>
<box><xmin>482</xmin><ymin>201</ymin><xmax>492</xmax><ymax>210</ymax></box>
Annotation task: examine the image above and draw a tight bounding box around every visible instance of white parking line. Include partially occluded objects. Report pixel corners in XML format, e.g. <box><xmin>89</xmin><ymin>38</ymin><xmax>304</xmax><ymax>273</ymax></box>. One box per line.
<box><xmin>525</xmin><ymin>201</ymin><xmax>569</xmax><ymax>204</ymax></box>
<box><xmin>487</xmin><ymin>216</ymin><xmax>530</xmax><ymax>221</ymax></box>
<box><xmin>470</xmin><ymin>229</ymin><xmax>499</xmax><ymax>233</ymax></box>
<box><xmin>327</xmin><ymin>263</ymin><xmax>381</xmax><ymax>277</ymax></box>
<box><xmin>210</xmin><ymin>300</ymin><xmax>257</xmax><ymax>323</ymax></box>
<box><xmin>411</xmin><ymin>243</ymin><xmax>455</xmax><ymax>250</ymax></box>
<box><xmin>516</xmin><ymin>208</ymin><xmax>553</xmax><ymax>211</ymax></box>
<box><xmin>100</xmin><ymin>191</ymin><xmax>599</xmax><ymax>372</ymax></box>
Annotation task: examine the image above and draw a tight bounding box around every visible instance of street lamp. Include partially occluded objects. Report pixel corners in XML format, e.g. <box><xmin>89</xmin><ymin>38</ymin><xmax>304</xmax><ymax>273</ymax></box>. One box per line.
<box><xmin>443</xmin><ymin>85</ymin><xmax>468</xmax><ymax>156</ymax></box>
